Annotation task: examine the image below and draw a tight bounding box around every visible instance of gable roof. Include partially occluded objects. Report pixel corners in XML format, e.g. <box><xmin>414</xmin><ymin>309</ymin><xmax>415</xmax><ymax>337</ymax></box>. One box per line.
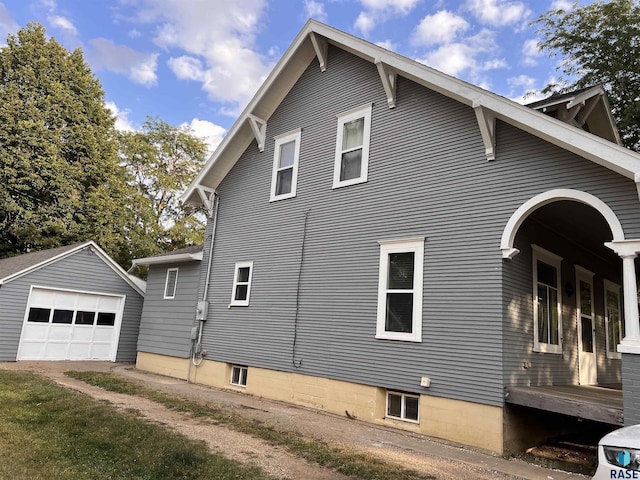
<box><xmin>0</xmin><ymin>241</ymin><xmax>145</xmax><ymax>295</ymax></box>
<box><xmin>526</xmin><ymin>85</ymin><xmax>621</xmax><ymax>145</ymax></box>
<box><xmin>130</xmin><ymin>244</ymin><xmax>203</xmax><ymax>267</ymax></box>
<box><xmin>182</xmin><ymin>20</ymin><xmax>640</xmax><ymax>206</ymax></box>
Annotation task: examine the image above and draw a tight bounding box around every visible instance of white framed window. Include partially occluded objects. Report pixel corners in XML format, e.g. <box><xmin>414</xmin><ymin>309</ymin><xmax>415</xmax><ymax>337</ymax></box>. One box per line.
<box><xmin>386</xmin><ymin>391</ymin><xmax>419</xmax><ymax>423</ymax></box>
<box><xmin>333</xmin><ymin>103</ymin><xmax>372</xmax><ymax>189</ymax></box>
<box><xmin>376</xmin><ymin>238</ymin><xmax>424</xmax><ymax>342</ymax></box>
<box><xmin>231</xmin><ymin>365</ymin><xmax>248</xmax><ymax>386</ymax></box>
<box><xmin>532</xmin><ymin>245</ymin><xmax>563</xmax><ymax>354</ymax></box>
<box><xmin>163</xmin><ymin>268</ymin><xmax>179</xmax><ymax>299</ymax></box>
<box><xmin>604</xmin><ymin>279</ymin><xmax>623</xmax><ymax>360</ymax></box>
<box><xmin>230</xmin><ymin>261</ymin><xmax>253</xmax><ymax>307</ymax></box>
<box><xmin>270</xmin><ymin>129</ymin><xmax>301</xmax><ymax>202</ymax></box>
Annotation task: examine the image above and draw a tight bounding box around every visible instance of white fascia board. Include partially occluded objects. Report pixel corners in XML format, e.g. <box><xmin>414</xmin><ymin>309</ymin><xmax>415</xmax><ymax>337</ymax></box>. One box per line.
<box><xmin>182</xmin><ymin>20</ymin><xmax>640</xmax><ymax>206</ymax></box>
<box><xmin>84</xmin><ymin>242</ymin><xmax>146</xmax><ymax>296</ymax></box>
<box><xmin>130</xmin><ymin>251</ymin><xmax>203</xmax><ymax>267</ymax></box>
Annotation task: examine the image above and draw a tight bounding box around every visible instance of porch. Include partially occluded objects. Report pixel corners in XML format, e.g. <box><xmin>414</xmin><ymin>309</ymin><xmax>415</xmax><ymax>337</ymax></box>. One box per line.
<box><xmin>505</xmin><ymin>384</ymin><xmax>623</xmax><ymax>425</ymax></box>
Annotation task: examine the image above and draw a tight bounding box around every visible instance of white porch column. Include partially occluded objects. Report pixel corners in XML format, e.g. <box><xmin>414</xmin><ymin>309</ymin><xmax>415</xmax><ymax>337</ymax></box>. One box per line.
<box><xmin>605</xmin><ymin>240</ymin><xmax>640</xmax><ymax>353</ymax></box>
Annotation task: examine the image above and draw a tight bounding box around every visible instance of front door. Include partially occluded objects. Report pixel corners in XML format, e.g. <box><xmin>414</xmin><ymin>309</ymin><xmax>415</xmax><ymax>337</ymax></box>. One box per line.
<box><xmin>576</xmin><ymin>267</ymin><xmax>597</xmax><ymax>385</ymax></box>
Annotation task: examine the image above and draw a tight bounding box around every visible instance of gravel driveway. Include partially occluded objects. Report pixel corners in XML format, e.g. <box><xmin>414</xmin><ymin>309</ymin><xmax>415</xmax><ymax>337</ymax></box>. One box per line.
<box><xmin>0</xmin><ymin>361</ymin><xmax>587</xmax><ymax>480</ymax></box>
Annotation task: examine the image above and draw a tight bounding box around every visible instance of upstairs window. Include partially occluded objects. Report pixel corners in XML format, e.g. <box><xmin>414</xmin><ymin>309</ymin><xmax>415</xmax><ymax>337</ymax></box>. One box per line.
<box><xmin>532</xmin><ymin>245</ymin><xmax>563</xmax><ymax>354</ymax></box>
<box><xmin>231</xmin><ymin>261</ymin><xmax>253</xmax><ymax>307</ymax></box>
<box><xmin>333</xmin><ymin>104</ymin><xmax>372</xmax><ymax>188</ymax></box>
<box><xmin>376</xmin><ymin>238</ymin><xmax>424</xmax><ymax>342</ymax></box>
<box><xmin>164</xmin><ymin>268</ymin><xmax>179</xmax><ymax>299</ymax></box>
<box><xmin>604</xmin><ymin>280</ymin><xmax>623</xmax><ymax>359</ymax></box>
<box><xmin>270</xmin><ymin>129</ymin><xmax>301</xmax><ymax>201</ymax></box>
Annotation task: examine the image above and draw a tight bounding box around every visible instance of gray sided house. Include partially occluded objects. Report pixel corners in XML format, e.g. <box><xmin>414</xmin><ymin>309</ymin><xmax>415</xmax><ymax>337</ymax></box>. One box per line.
<box><xmin>0</xmin><ymin>241</ymin><xmax>144</xmax><ymax>362</ymax></box>
<box><xmin>135</xmin><ymin>20</ymin><xmax>640</xmax><ymax>455</ymax></box>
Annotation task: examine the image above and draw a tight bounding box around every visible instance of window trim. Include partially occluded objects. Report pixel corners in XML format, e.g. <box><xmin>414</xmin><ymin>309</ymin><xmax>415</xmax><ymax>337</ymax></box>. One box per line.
<box><xmin>230</xmin><ymin>261</ymin><xmax>254</xmax><ymax>307</ymax></box>
<box><xmin>332</xmin><ymin>103</ymin><xmax>372</xmax><ymax>189</ymax></box>
<box><xmin>230</xmin><ymin>365</ymin><xmax>248</xmax><ymax>387</ymax></box>
<box><xmin>386</xmin><ymin>391</ymin><xmax>420</xmax><ymax>423</ymax></box>
<box><xmin>604</xmin><ymin>279</ymin><xmax>623</xmax><ymax>360</ymax></box>
<box><xmin>376</xmin><ymin>237</ymin><xmax>424</xmax><ymax>342</ymax></box>
<box><xmin>532</xmin><ymin>245</ymin><xmax>563</xmax><ymax>354</ymax></box>
<box><xmin>163</xmin><ymin>267</ymin><xmax>179</xmax><ymax>299</ymax></box>
<box><xmin>270</xmin><ymin>129</ymin><xmax>301</xmax><ymax>202</ymax></box>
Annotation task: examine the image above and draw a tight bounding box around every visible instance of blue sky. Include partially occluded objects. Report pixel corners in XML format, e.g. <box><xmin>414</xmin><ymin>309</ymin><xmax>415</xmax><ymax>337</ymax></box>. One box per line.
<box><xmin>0</xmin><ymin>0</ymin><xmax>583</xmax><ymax>154</ymax></box>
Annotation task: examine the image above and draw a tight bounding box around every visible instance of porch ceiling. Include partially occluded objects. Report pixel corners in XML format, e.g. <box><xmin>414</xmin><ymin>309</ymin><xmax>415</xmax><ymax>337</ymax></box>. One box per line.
<box><xmin>528</xmin><ymin>201</ymin><xmax>619</xmax><ymax>262</ymax></box>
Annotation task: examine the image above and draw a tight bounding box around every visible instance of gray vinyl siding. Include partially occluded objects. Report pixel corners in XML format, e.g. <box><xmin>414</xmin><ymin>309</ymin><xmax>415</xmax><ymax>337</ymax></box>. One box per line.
<box><xmin>196</xmin><ymin>45</ymin><xmax>640</xmax><ymax>408</ymax></box>
<box><xmin>137</xmin><ymin>261</ymin><xmax>200</xmax><ymax>358</ymax></box>
<box><xmin>622</xmin><ymin>353</ymin><xmax>640</xmax><ymax>425</ymax></box>
<box><xmin>0</xmin><ymin>251</ymin><xmax>143</xmax><ymax>361</ymax></box>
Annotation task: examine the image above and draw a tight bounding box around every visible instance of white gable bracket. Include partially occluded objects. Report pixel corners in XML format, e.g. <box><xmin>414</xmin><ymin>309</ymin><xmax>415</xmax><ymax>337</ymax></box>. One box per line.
<box><xmin>375</xmin><ymin>59</ymin><xmax>396</xmax><ymax>108</ymax></box>
<box><xmin>196</xmin><ymin>185</ymin><xmax>216</xmax><ymax>215</ymax></box>
<box><xmin>575</xmin><ymin>95</ymin><xmax>601</xmax><ymax>127</ymax></box>
<box><xmin>309</xmin><ymin>32</ymin><xmax>328</xmax><ymax>72</ymax></box>
<box><xmin>472</xmin><ymin>101</ymin><xmax>496</xmax><ymax>161</ymax></box>
<box><xmin>246</xmin><ymin>114</ymin><xmax>267</xmax><ymax>152</ymax></box>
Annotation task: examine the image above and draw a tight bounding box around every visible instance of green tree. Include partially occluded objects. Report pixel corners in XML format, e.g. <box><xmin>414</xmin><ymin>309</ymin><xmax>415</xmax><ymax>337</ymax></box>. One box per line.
<box><xmin>118</xmin><ymin>117</ymin><xmax>208</xmax><ymax>261</ymax></box>
<box><xmin>0</xmin><ymin>23</ymin><xmax>134</xmax><ymax>263</ymax></box>
<box><xmin>535</xmin><ymin>0</ymin><xmax>640</xmax><ymax>152</ymax></box>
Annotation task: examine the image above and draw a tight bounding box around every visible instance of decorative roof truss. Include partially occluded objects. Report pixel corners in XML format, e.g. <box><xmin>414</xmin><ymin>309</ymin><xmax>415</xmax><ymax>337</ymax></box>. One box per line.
<box><xmin>473</xmin><ymin>101</ymin><xmax>496</xmax><ymax>161</ymax></box>
<box><xmin>375</xmin><ymin>59</ymin><xmax>397</xmax><ymax>109</ymax></box>
<box><xmin>246</xmin><ymin>114</ymin><xmax>267</xmax><ymax>152</ymax></box>
<box><xmin>310</xmin><ymin>32</ymin><xmax>328</xmax><ymax>72</ymax></box>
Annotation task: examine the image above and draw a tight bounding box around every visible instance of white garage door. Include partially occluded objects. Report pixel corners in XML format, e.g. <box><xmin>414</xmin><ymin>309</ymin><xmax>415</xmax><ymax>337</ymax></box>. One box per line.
<box><xmin>17</xmin><ymin>287</ymin><xmax>124</xmax><ymax>361</ymax></box>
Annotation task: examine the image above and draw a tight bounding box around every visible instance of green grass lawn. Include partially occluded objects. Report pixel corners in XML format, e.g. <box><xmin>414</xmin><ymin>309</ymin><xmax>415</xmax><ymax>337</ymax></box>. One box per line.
<box><xmin>68</xmin><ymin>371</ymin><xmax>436</xmax><ymax>480</ymax></box>
<box><xmin>0</xmin><ymin>370</ymin><xmax>274</xmax><ymax>480</ymax></box>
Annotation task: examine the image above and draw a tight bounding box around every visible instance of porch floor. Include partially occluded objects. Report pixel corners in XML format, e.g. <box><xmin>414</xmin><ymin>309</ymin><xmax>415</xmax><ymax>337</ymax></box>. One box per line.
<box><xmin>505</xmin><ymin>385</ymin><xmax>623</xmax><ymax>425</ymax></box>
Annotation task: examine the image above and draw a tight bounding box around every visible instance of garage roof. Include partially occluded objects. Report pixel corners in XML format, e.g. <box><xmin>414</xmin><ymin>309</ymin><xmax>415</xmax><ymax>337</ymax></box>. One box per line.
<box><xmin>0</xmin><ymin>241</ymin><xmax>145</xmax><ymax>295</ymax></box>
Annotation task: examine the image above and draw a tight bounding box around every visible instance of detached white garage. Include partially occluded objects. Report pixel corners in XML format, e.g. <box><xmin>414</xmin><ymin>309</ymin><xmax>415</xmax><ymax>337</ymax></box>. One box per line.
<box><xmin>0</xmin><ymin>241</ymin><xmax>145</xmax><ymax>362</ymax></box>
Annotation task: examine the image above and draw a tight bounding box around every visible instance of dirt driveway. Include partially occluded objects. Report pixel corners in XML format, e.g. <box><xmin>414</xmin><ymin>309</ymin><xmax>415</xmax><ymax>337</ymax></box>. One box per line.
<box><xmin>0</xmin><ymin>361</ymin><xmax>587</xmax><ymax>480</ymax></box>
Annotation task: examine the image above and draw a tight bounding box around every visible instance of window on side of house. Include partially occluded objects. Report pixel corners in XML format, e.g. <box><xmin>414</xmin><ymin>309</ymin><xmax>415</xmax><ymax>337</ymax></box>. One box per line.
<box><xmin>532</xmin><ymin>245</ymin><xmax>563</xmax><ymax>354</ymax></box>
<box><xmin>333</xmin><ymin>104</ymin><xmax>372</xmax><ymax>189</ymax></box>
<box><xmin>604</xmin><ymin>279</ymin><xmax>623</xmax><ymax>359</ymax></box>
<box><xmin>164</xmin><ymin>267</ymin><xmax>179</xmax><ymax>299</ymax></box>
<box><xmin>376</xmin><ymin>238</ymin><xmax>424</xmax><ymax>342</ymax></box>
<box><xmin>386</xmin><ymin>391</ymin><xmax>419</xmax><ymax>423</ymax></box>
<box><xmin>231</xmin><ymin>365</ymin><xmax>248</xmax><ymax>386</ymax></box>
<box><xmin>231</xmin><ymin>261</ymin><xmax>253</xmax><ymax>307</ymax></box>
<box><xmin>270</xmin><ymin>129</ymin><xmax>301</xmax><ymax>202</ymax></box>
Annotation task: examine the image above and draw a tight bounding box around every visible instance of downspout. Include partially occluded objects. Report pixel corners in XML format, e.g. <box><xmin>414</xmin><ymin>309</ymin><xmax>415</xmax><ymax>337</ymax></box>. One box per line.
<box><xmin>187</xmin><ymin>192</ymin><xmax>219</xmax><ymax>383</ymax></box>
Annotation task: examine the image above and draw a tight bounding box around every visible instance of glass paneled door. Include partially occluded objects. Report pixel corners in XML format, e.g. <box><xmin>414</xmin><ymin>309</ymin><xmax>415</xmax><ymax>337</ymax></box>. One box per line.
<box><xmin>576</xmin><ymin>267</ymin><xmax>597</xmax><ymax>385</ymax></box>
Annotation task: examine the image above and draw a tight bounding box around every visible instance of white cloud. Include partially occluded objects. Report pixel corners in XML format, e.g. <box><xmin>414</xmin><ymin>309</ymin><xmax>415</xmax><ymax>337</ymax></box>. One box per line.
<box><xmin>129</xmin><ymin>0</ymin><xmax>270</xmax><ymax>115</ymax></box>
<box><xmin>375</xmin><ymin>39</ymin><xmax>397</xmax><ymax>51</ymax></box>
<box><xmin>522</xmin><ymin>38</ymin><xmax>541</xmax><ymax>66</ymax></box>
<box><xmin>48</xmin><ymin>15</ymin><xmax>77</xmax><ymax>35</ymax></box>
<box><xmin>354</xmin><ymin>0</ymin><xmax>420</xmax><ymax>35</ymax></box>
<box><xmin>105</xmin><ymin>101</ymin><xmax>135</xmax><ymax>131</ymax></box>
<box><xmin>181</xmin><ymin>118</ymin><xmax>226</xmax><ymax>155</ymax></box>
<box><xmin>465</xmin><ymin>0</ymin><xmax>531</xmax><ymax>26</ymax></box>
<box><xmin>411</xmin><ymin>11</ymin><xmax>469</xmax><ymax>46</ymax></box>
<box><xmin>416</xmin><ymin>29</ymin><xmax>501</xmax><ymax>77</ymax></box>
<box><xmin>508</xmin><ymin>74</ymin><xmax>536</xmax><ymax>90</ymax></box>
<box><xmin>89</xmin><ymin>38</ymin><xmax>159</xmax><ymax>87</ymax></box>
<box><xmin>304</xmin><ymin>0</ymin><xmax>327</xmax><ymax>21</ymax></box>
<box><xmin>0</xmin><ymin>3</ymin><xmax>19</xmax><ymax>42</ymax></box>
<box><xmin>551</xmin><ymin>0</ymin><xmax>574</xmax><ymax>11</ymax></box>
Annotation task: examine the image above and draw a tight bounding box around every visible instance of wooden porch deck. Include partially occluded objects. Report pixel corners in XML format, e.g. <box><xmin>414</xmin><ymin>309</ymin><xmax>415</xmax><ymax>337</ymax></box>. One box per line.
<box><xmin>505</xmin><ymin>385</ymin><xmax>623</xmax><ymax>425</ymax></box>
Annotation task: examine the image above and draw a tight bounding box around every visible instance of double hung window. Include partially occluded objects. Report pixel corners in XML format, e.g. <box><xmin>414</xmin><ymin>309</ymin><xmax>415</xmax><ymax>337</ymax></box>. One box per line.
<box><xmin>532</xmin><ymin>245</ymin><xmax>563</xmax><ymax>354</ymax></box>
<box><xmin>376</xmin><ymin>238</ymin><xmax>424</xmax><ymax>342</ymax></box>
<box><xmin>231</xmin><ymin>261</ymin><xmax>253</xmax><ymax>307</ymax></box>
<box><xmin>333</xmin><ymin>104</ymin><xmax>372</xmax><ymax>188</ymax></box>
<box><xmin>270</xmin><ymin>129</ymin><xmax>301</xmax><ymax>201</ymax></box>
<box><xmin>164</xmin><ymin>268</ymin><xmax>179</xmax><ymax>299</ymax></box>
